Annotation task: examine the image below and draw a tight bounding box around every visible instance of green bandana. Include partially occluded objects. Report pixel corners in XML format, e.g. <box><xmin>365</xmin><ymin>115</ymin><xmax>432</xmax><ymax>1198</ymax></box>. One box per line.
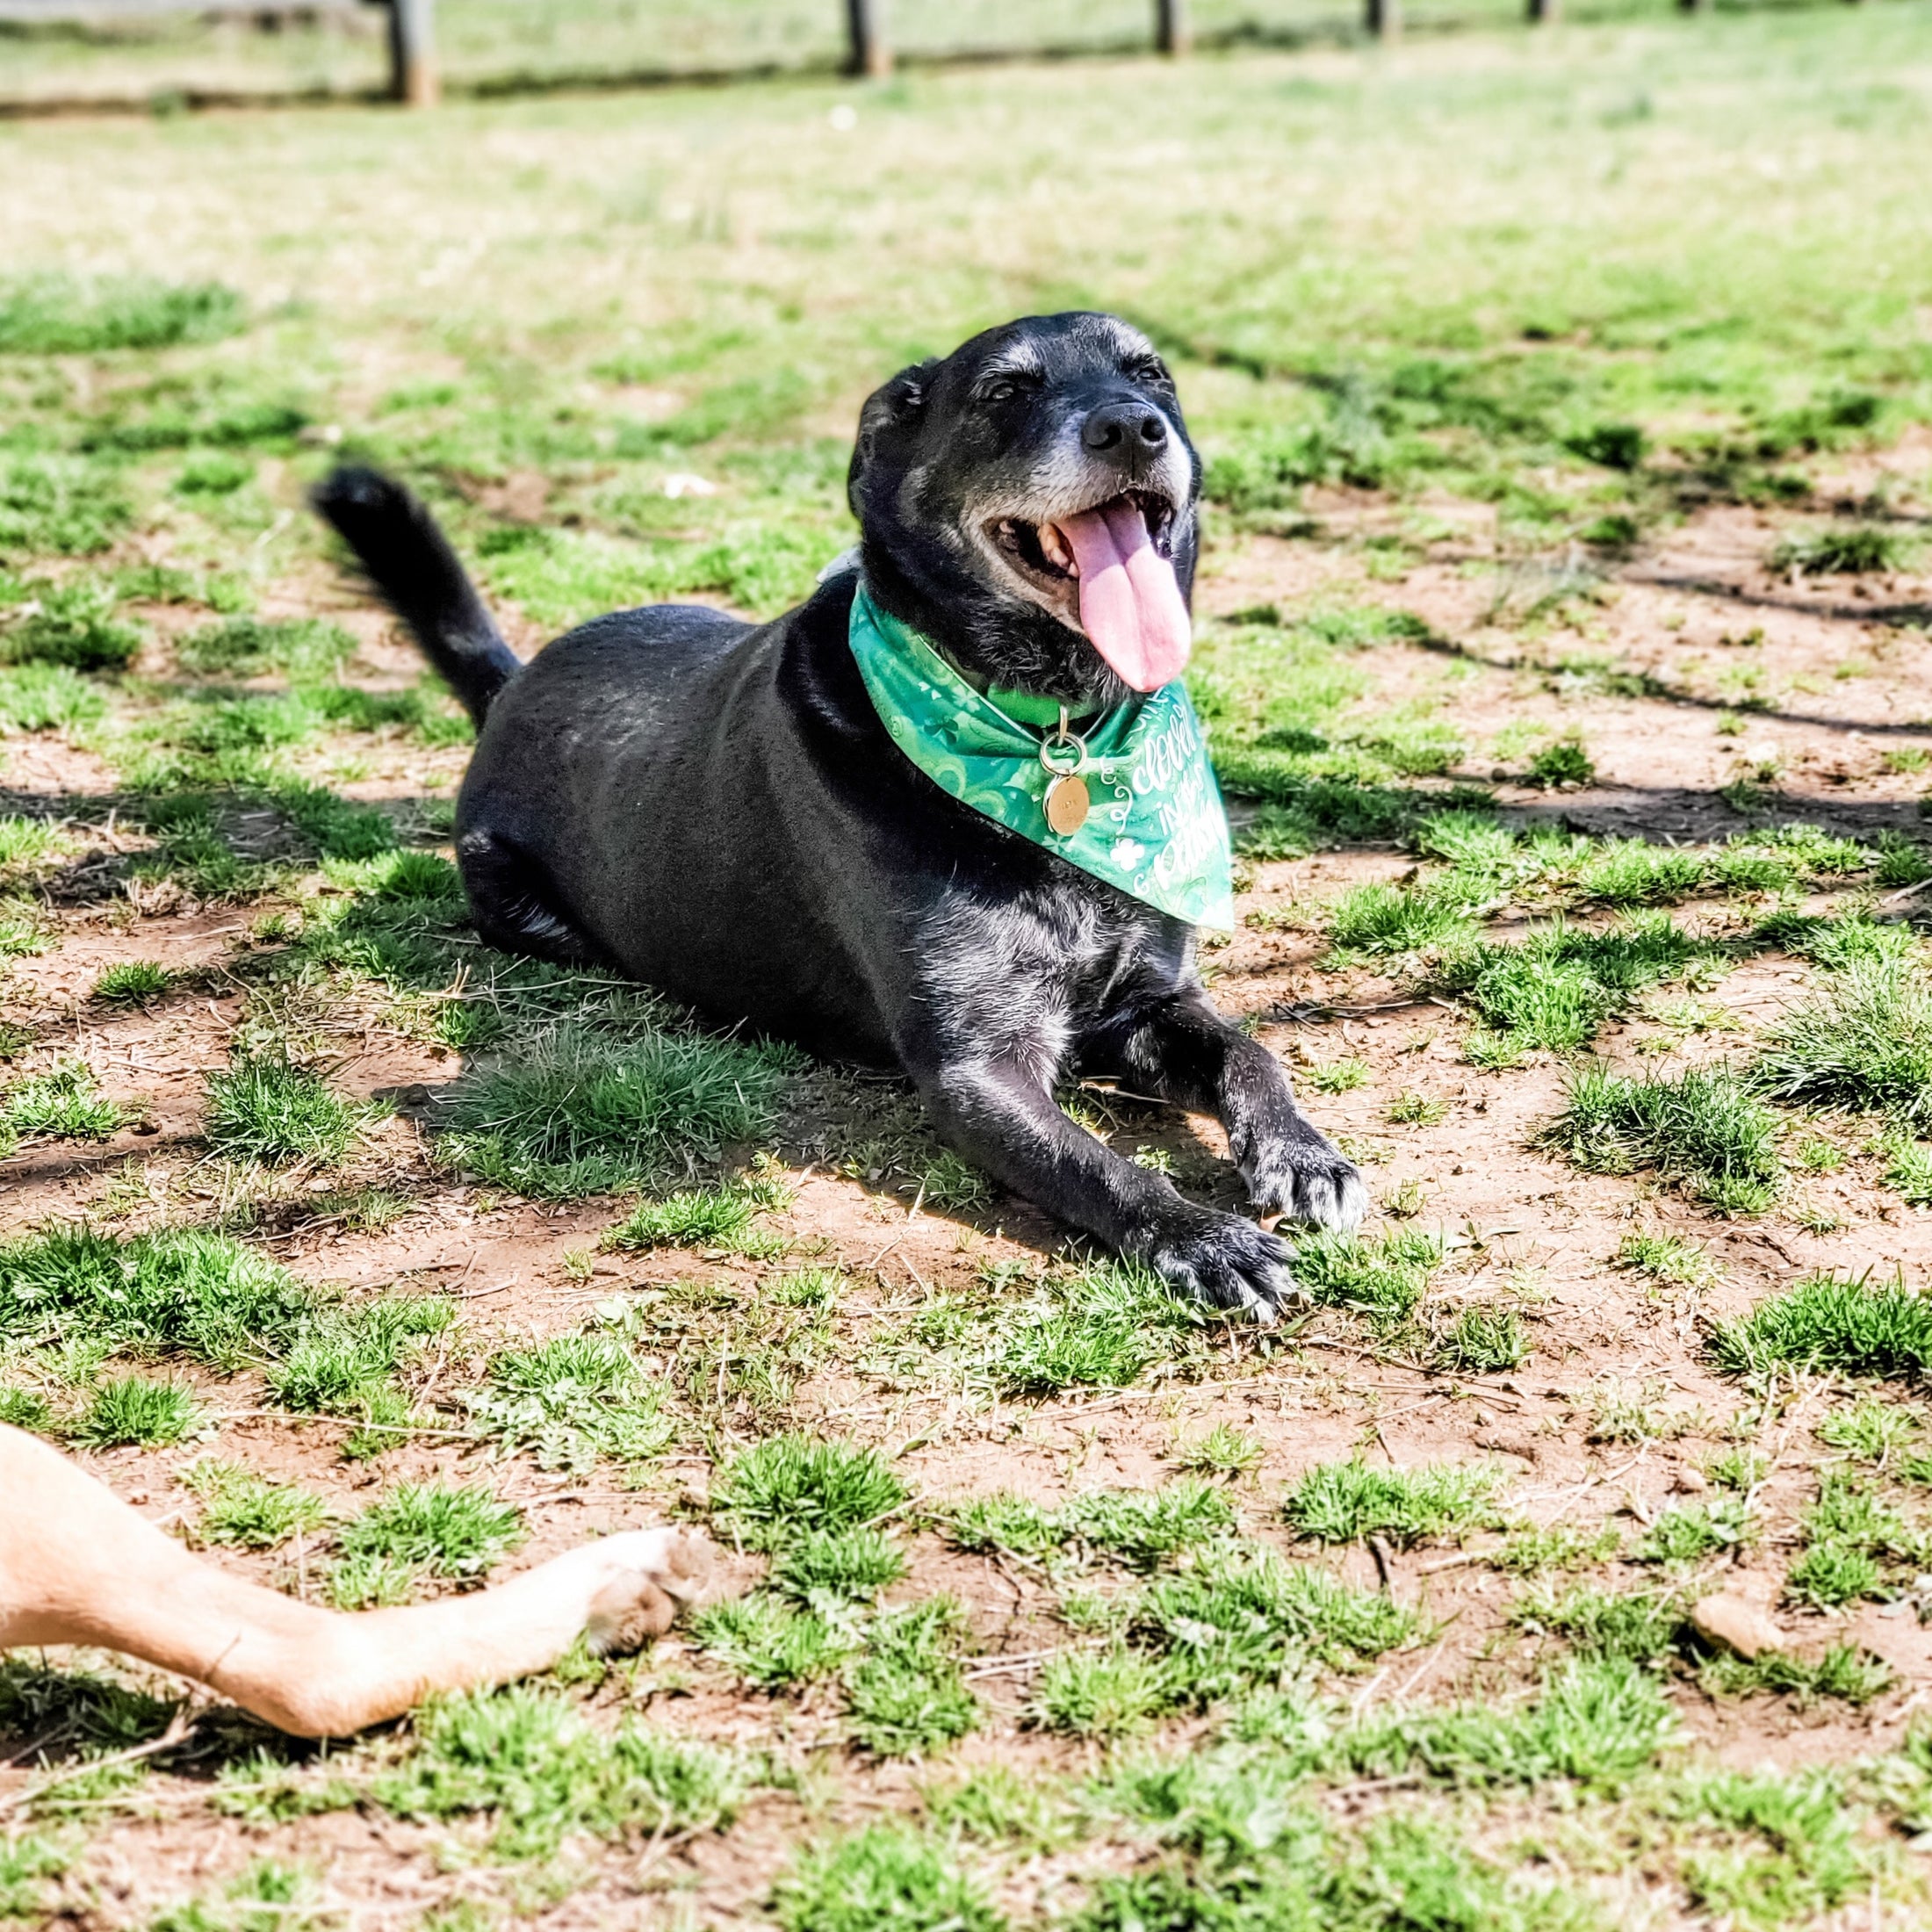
<box><xmin>847</xmin><ymin>581</ymin><xmax>1234</xmax><ymax>929</ymax></box>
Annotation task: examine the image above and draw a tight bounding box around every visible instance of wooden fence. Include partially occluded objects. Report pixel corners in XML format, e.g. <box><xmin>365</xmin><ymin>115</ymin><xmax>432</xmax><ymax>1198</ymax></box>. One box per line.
<box><xmin>0</xmin><ymin>0</ymin><xmax>1880</xmax><ymax>112</ymax></box>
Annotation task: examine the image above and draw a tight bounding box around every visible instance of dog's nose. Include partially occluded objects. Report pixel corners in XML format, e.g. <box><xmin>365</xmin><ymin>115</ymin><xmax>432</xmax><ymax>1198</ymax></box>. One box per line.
<box><xmin>1082</xmin><ymin>400</ymin><xmax>1168</xmax><ymax>456</ymax></box>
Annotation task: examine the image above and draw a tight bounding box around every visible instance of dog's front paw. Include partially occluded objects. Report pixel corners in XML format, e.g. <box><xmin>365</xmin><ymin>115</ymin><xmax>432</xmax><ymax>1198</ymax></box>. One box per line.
<box><xmin>583</xmin><ymin>1527</ymin><xmax>716</xmax><ymax>1656</ymax></box>
<box><xmin>1139</xmin><ymin>1209</ymin><xmax>1295</xmax><ymax>1323</ymax></box>
<box><xmin>1241</xmin><ymin>1131</ymin><xmax>1368</xmax><ymax>1234</ymax></box>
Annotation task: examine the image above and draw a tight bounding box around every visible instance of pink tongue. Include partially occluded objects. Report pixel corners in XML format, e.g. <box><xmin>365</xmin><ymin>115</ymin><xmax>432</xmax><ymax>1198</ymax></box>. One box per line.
<box><xmin>1056</xmin><ymin>501</ymin><xmax>1193</xmax><ymax>692</ymax></box>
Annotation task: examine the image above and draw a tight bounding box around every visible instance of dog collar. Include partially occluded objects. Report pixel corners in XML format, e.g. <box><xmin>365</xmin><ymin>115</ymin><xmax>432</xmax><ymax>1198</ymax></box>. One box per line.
<box><xmin>847</xmin><ymin>583</ymin><xmax>1234</xmax><ymax>930</ymax></box>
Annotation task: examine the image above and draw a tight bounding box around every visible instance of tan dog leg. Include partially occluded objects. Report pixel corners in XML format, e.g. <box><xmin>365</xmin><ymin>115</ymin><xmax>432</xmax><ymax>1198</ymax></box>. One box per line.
<box><xmin>0</xmin><ymin>1424</ymin><xmax>711</xmax><ymax>1738</ymax></box>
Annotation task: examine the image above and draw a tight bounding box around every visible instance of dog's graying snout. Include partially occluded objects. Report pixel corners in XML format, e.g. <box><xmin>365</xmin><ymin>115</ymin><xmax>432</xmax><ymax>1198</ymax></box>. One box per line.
<box><xmin>1082</xmin><ymin>400</ymin><xmax>1168</xmax><ymax>456</ymax></box>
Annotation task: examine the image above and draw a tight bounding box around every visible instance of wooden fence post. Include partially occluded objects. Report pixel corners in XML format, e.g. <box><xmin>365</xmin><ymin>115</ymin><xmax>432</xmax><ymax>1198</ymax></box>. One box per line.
<box><xmin>1366</xmin><ymin>0</ymin><xmax>1400</xmax><ymax>39</ymax></box>
<box><xmin>388</xmin><ymin>0</ymin><xmax>437</xmax><ymax>105</ymax></box>
<box><xmin>1155</xmin><ymin>0</ymin><xmax>1190</xmax><ymax>54</ymax></box>
<box><xmin>846</xmin><ymin>0</ymin><xmax>891</xmax><ymax>76</ymax></box>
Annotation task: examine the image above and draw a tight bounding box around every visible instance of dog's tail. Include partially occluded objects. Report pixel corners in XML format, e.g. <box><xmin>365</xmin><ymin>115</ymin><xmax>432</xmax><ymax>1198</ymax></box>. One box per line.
<box><xmin>312</xmin><ymin>465</ymin><xmax>522</xmax><ymax>728</ymax></box>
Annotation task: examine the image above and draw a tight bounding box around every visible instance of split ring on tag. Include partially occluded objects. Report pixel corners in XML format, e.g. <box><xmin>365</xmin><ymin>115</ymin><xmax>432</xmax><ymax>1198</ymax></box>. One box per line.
<box><xmin>1039</xmin><ymin>707</ymin><xmax>1091</xmax><ymax>835</ymax></box>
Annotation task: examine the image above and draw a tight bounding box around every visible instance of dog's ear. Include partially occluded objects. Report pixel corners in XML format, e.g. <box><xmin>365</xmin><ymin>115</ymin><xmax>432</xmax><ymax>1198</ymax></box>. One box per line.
<box><xmin>848</xmin><ymin>359</ymin><xmax>937</xmax><ymax>513</ymax></box>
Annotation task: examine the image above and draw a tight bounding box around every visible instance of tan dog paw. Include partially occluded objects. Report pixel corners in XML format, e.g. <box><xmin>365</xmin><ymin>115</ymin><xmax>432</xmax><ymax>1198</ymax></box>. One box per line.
<box><xmin>583</xmin><ymin>1527</ymin><xmax>716</xmax><ymax>1656</ymax></box>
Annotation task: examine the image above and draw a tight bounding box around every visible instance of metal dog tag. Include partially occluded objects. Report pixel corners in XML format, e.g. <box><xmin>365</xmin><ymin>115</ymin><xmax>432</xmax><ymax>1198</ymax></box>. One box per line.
<box><xmin>1040</xmin><ymin>705</ymin><xmax>1091</xmax><ymax>837</ymax></box>
<box><xmin>1044</xmin><ymin>773</ymin><xmax>1090</xmax><ymax>835</ymax></box>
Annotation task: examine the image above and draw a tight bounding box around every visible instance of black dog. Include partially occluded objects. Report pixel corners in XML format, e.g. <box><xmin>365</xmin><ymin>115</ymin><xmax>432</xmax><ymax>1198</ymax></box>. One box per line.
<box><xmin>314</xmin><ymin>312</ymin><xmax>1365</xmax><ymax>1316</ymax></box>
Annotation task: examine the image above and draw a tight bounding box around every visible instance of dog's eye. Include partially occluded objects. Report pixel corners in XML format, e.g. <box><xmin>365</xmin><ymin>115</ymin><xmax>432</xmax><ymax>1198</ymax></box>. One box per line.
<box><xmin>977</xmin><ymin>374</ymin><xmax>1036</xmax><ymax>410</ymax></box>
<box><xmin>1126</xmin><ymin>357</ymin><xmax>1173</xmax><ymax>388</ymax></box>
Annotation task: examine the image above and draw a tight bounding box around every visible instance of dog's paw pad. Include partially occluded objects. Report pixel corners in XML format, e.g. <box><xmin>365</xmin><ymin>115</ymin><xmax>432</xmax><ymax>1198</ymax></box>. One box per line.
<box><xmin>581</xmin><ymin>1528</ymin><xmax>717</xmax><ymax>1656</ymax></box>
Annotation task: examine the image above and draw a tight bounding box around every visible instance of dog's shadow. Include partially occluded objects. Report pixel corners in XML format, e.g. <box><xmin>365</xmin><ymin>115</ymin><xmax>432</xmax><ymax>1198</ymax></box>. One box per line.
<box><xmin>0</xmin><ymin>1653</ymin><xmax>309</xmax><ymax>1784</ymax></box>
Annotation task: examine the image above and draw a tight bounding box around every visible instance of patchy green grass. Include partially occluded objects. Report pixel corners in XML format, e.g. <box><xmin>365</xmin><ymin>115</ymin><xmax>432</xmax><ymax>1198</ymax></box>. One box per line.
<box><xmin>366</xmin><ymin>1686</ymin><xmax>752</xmax><ymax>1859</ymax></box>
<box><xmin>1754</xmin><ymin>956</ymin><xmax>1932</xmax><ymax>1130</ymax></box>
<box><xmin>0</xmin><ymin>274</ymin><xmax>243</xmax><ymax>355</ymax></box>
<box><xmin>438</xmin><ymin>1017</ymin><xmax>791</xmax><ymax>1199</ymax></box>
<box><xmin>205</xmin><ymin>1058</ymin><xmax>364</xmax><ymax>1168</ymax></box>
<box><xmin>1284</xmin><ymin>1460</ymin><xmax>1504</xmax><ymax>1548</ymax></box>
<box><xmin>70</xmin><ymin>1374</ymin><xmax>202</xmax><ymax>1448</ymax></box>
<box><xmin>90</xmin><ymin>960</ymin><xmax>175</xmax><ymax>1006</ymax></box>
<box><xmin>182</xmin><ymin>1460</ymin><xmax>330</xmax><ymax>1550</ymax></box>
<box><xmin>1336</xmin><ymin>1655</ymin><xmax>1677</xmax><ymax>1791</ymax></box>
<box><xmin>0</xmin><ymin>1062</ymin><xmax>127</xmax><ymax>1153</ymax></box>
<box><xmin>0</xmin><ymin>1224</ymin><xmax>314</xmax><ymax>1368</ymax></box>
<box><xmin>691</xmin><ymin>1595</ymin><xmax>851</xmax><ymax>1691</ymax></box>
<box><xmin>774</xmin><ymin>1824</ymin><xmax>1003</xmax><ymax>1932</ymax></box>
<box><xmin>842</xmin><ymin>1597</ymin><xmax>977</xmax><ymax>1757</ymax></box>
<box><xmin>335</xmin><ymin>1482</ymin><xmax>523</xmax><ymax>1582</ymax></box>
<box><xmin>710</xmin><ymin>1434</ymin><xmax>906</xmax><ymax>1554</ymax></box>
<box><xmin>1616</xmin><ymin>1230</ymin><xmax>1718</xmax><ymax>1290</ymax></box>
<box><xmin>1540</xmin><ymin>1063</ymin><xmax>1782</xmax><ymax>1212</ymax></box>
<box><xmin>1700</xmin><ymin>1644</ymin><xmax>1892</xmax><ymax>1708</ymax></box>
<box><xmin>468</xmin><ymin>1330</ymin><xmax>673</xmax><ymax>1472</ymax></box>
<box><xmin>1292</xmin><ymin>1228</ymin><xmax>1445</xmax><ymax>1334</ymax></box>
<box><xmin>603</xmin><ymin>1170</ymin><xmax>789</xmax><ymax>1255</ymax></box>
<box><xmin>937</xmin><ymin>1481</ymin><xmax>1235</xmax><ymax>1574</ymax></box>
<box><xmin>1770</xmin><ymin>524</ymin><xmax>1914</xmax><ymax>576</ymax></box>
<box><xmin>1712</xmin><ymin>1271</ymin><xmax>1932</xmax><ymax>1381</ymax></box>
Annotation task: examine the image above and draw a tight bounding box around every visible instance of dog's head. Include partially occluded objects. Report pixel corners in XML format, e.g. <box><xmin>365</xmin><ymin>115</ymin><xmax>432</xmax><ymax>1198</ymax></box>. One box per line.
<box><xmin>847</xmin><ymin>312</ymin><xmax>1200</xmax><ymax>708</ymax></box>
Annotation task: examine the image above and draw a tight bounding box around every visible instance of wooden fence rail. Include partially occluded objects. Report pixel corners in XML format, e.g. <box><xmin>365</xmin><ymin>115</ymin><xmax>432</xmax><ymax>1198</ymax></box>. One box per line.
<box><xmin>0</xmin><ymin>0</ymin><xmax>1871</xmax><ymax>110</ymax></box>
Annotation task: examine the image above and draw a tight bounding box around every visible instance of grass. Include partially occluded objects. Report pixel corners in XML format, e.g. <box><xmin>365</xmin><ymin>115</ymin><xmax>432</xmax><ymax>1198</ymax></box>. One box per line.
<box><xmin>1616</xmin><ymin>1230</ymin><xmax>1717</xmax><ymax>1290</ymax></box>
<box><xmin>843</xmin><ymin>1598</ymin><xmax>978</xmax><ymax>1757</ymax></box>
<box><xmin>1031</xmin><ymin>1647</ymin><xmax>1169</xmax><ymax>1741</ymax></box>
<box><xmin>469</xmin><ymin>1330</ymin><xmax>672</xmax><ymax>1472</ymax></box>
<box><xmin>1448</xmin><ymin>913</ymin><xmax>1723</xmax><ymax>1059</ymax></box>
<box><xmin>603</xmin><ymin>1171</ymin><xmax>789</xmax><ymax>1255</ymax></box>
<box><xmin>1336</xmin><ymin>1656</ymin><xmax>1678</xmax><ymax>1792</ymax></box>
<box><xmin>1134</xmin><ymin>1544</ymin><xmax>1417</xmax><ymax>1688</ymax></box>
<box><xmin>773</xmin><ymin>1825</ymin><xmax>1003</xmax><ymax>1932</ymax></box>
<box><xmin>438</xmin><ymin>1018</ymin><xmax>790</xmax><ymax>1200</ymax></box>
<box><xmin>182</xmin><ymin>1460</ymin><xmax>329</xmax><ymax>1550</ymax></box>
<box><xmin>70</xmin><ymin>1375</ymin><xmax>202</xmax><ymax>1448</ymax></box>
<box><xmin>710</xmin><ymin>1434</ymin><xmax>906</xmax><ymax>1554</ymax></box>
<box><xmin>1174</xmin><ymin>1421</ymin><xmax>1264</xmax><ymax>1477</ymax></box>
<box><xmin>1754</xmin><ymin>955</ymin><xmax>1932</xmax><ymax>1130</ymax></box>
<box><xmin>1431</xmin><ymin>1304</ymin><xmax>1529</xmax><ymax>1373</ymax></box>
<box><xmin>0</xmin><ymin>1224</ymin><xmax>314</xmax><ymax>1369</ymax></box>
<box><xmin>1323</xmin><ymin>883</ymin><xmax>1472</xmax><ymax>961</ymax></box>
<box><xmin>264</xmin><ymin>1293</ymin><xmax>452</xmax><ymax>1436</ymax></box>
<box><xmin>1525</xmin><ymin>739</ymin><xmax>1595</xmax><ymax>789</ymax></box>
<box><xmin>201</xmin><ymin>1056</ymin><xmax>364</xmax><ymax>1165</ymax></box>
<box><xmin>1700</xmin><ymin>1644</ymin><xmax>1892</xmax><ymax>1708</ymax></box>
<box><xmin>1817</xmin><ymin>1396</ymin><xmax>1919</xmax><ymax>1465</ymax></box>
<box><xmin>335</xmin><ymin>1482</ymin><xmax>523</xmax><ymax>1582</ymax></box>
<box><xmin>691</xmin><ymin>1595</ymin><xmax>852</xmax><ymax>1690</ymax></box>
<box><xmin>1770</xmin><ymin>524</ymin><xmax>1913</xmax><ymax>576</ymax></box>
<box><xmin>1539</xmin><ymin>1063</ymin><xmax>1782</xmax><ymax>1212</ymax></box>
<box><xmin>1283</xmin><ymin>1460</ymin><xmax>1503</xmax><ymax>1548</ymax></box>
<box><xmin>1509</xmin><ymin>1583</ymin><xmax>1686</xmax><ymax>1665</ymax></box>
<box><xmin>0</xmin><ymin>1063</ymin><xmax>126</xmax><ymax>1152</ymax></box>
<box><xmin>1711</xmin><ymin>1270</ymin><xmax>1932</xmax><ymax>1381</ymax></box>
<box><xmin>970</xmin><ymin>1259</ymin><xmax>1208</xmax><ymax>1396</ymax></box>
<box><xmin>1291</xmin><ymin>1228</ymin><xmax>1445</xmax><ymax>1335</ymax></box>
<box><xmin>770</xmin><ymin>1525</ymin><xmax>906</xmax><ymax>1605</ymax></box>
<box><xmin>90</xmin><ymin>960</ymin><xmax>175</xmax><ymax>1006</ymax></box>
<box><xmin>936</xmin><ymin>1481</ymin><xmax>1235</xmax><ymax>1573</ymax></box>
<box><xmin>1639</xmin><ymin>1497</ymin><xmax>1752</xmax><ymax>1567</ymax></box>
<box><xmin>367</xmin><ymin>1685</ymin><xmax>752</xmax><ymax>1859</ymax></box>
<box><xmin>174</xmin><ymin>616</ymin><xmax>356</xmax><ymax>680</ymax></box>
<box><xmin>0</xmin><ymin>274</ymin><xmax>243</xmax><ymax>354</ymax></box>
